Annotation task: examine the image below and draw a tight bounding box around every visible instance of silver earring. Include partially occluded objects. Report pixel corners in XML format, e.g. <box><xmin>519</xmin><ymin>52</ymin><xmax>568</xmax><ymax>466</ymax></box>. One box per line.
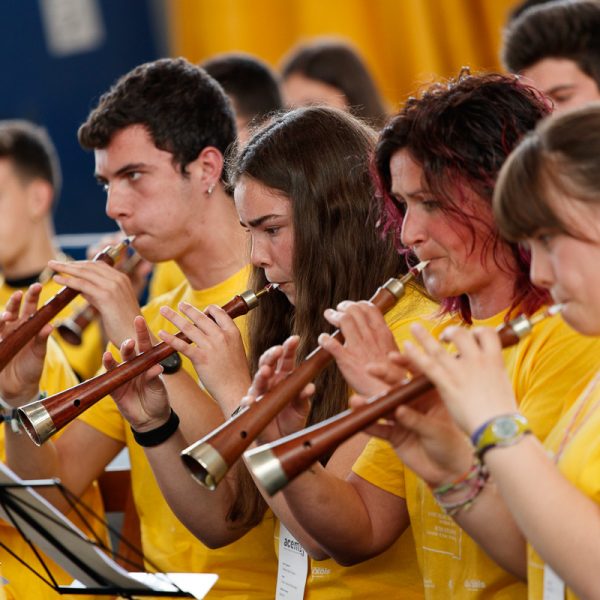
<box><xmin>207</xmin><ymin>183</ymin><xmax>215</xmax><ymax>196</ymax></box>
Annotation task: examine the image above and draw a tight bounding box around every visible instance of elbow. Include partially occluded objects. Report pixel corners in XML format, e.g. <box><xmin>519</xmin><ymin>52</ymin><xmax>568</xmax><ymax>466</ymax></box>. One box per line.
<box><xmin>192</xmin><ymin>529</ymin><xmax>246</xmax><ymax>550</ymax></box>
<box><xmin>325</xmin><ymin>541</ymin><xmax>387</xmax><ymax>567</ymax></box>
<box><xmin>305</xmin><ymin>546</ymin><xmax>331</xmax><ymax>562</ymax></box>
<box><xmin>329</xmin><ymin>551</ymin><xmax>370</xmax><ymax>567</ymax></box>
<box><xmin>184</xmin><ymin>521</ymin><xmax>250</xmax><ymax>550</ymax></box>
<box><xmin>200</xmin><ymin>536</ymin><xmax>231</xmax><ymax>550</ymax></box>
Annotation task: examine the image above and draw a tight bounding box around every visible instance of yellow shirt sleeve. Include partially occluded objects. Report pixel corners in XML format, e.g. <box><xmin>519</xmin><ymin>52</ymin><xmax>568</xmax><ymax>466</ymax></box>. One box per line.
<box><xmin>353</xmin><ymin>437</ymin><xmax>407</xmax><ymax>497</ymax></box>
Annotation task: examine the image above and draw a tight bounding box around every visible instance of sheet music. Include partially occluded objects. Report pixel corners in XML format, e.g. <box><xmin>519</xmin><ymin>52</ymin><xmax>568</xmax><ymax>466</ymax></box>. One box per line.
<box><xmin>0</xmin><ymin>463</ymin><xmax>217</xmax><ymax>597</ymax></box>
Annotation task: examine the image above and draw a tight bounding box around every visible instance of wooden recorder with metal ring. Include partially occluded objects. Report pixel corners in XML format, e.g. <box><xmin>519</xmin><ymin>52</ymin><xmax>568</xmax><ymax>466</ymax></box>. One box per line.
<box><xmin>180</xmin><ymin>261</ymin><xmax>429</xmax><ymax>491</ymax></box>
<box><xmin>18</xmin><ymin>285</ymin><xmax>276</xmax><ymax>445</ymax></box>
<box><xmin>244</xmin><ymin>306</ymin><xmax>563</xmax><ymax>496</ymax></box>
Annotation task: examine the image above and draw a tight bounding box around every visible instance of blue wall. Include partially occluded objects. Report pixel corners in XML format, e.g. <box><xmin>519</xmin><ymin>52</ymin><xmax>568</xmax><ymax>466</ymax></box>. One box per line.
<box><xmin>0</xmin><ymin>0</ymin><xmax>163</xmax><ymax>239</ymax></box>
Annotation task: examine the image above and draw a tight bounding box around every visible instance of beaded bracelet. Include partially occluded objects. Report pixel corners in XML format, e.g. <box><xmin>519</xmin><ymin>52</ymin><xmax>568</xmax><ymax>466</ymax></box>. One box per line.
<box><xmin>433</xmin><ymin>460</ymin><xmax>480</xmax><ymax>495</ymax></box>
<box><xmin>432</xmin><ymin>458</ymin><xmax>488</xmax><ymax>516</ymax></box>
<box><xmin>131</xmin><ymin>408</ymin><xmax>180</xmax><ymax>447</ymax></box>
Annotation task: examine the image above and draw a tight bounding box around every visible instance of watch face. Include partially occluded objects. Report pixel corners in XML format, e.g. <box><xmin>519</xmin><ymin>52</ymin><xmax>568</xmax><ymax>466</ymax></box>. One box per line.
<box><xmin>492</xmin><ymin>417</ymin><xmax>519</xmax><ymax>439</ymax></box>
<box><xmin>160</xmin><ymin>351</ymin><xmax>181</xmax><ymax>374</ymax></box>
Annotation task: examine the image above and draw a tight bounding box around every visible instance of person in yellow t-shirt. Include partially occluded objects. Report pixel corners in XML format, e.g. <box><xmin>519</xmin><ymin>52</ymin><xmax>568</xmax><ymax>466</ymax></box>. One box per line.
<box><xmin>394</xmin><ymin>104</ymin><xmax>600</xmax><ymax>599</ymax></box>
<box><xmin>245</xmin><ymin>73</ymin><xmax>600</xmax><ymax>600</ymax></box>
<box><xmin>0</xmin><ymin>120</ymin><xmax>104</xmax><ymax>381</ymax></box>
<box><xmin>4</xmin><ymin>58</ymin><xmax>280</xmax><ymax>598</ymax></box>
<box><xmin>352</xmin><ymin>305</ymin><xmax>599</xmax><ymax>599</ymax></box>
<box><xmin>80</xmin><ymin>268</ymin><xmax>279</xmax><ymax>594</ymax></box>
<box><xmin>0</xmin><ymin>287</ymin><xmax>107</xmax><ymax>600</ymax></box>
<box><xmin>107</xmin><ymin>106</ymin><xmax>435</xmax><ymax>599</ymax></box>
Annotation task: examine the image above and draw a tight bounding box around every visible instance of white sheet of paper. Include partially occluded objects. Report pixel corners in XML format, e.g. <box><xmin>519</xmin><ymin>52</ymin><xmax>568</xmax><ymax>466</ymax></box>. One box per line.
<box><xmin>130</xmin><ymin>573</ymin><xmax>218</xmax><ymax>599</ymax></box>
<box><xmin>0</xmin><ymin>463</ymin><xmax>217</xmax><ymax>596</ymax></box>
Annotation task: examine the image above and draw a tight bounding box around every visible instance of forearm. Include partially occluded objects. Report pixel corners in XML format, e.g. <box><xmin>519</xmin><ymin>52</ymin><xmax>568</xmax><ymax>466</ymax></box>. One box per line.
<box><xmin>451</xmin><ymin>480</ymin><xmax>527</xmax><ymax>579</ymax></box>
<box><xmin>250</xmin><ymin>433</ymin><xmax>404</xmax><ymax>564</ymax></box>
<box><xmin>484</xmin><ymin>437</ymin><xmax>600</xmax><ymax>599</ymax></box>
<box><xmin>241</xmin><ymin>429</ymin><xmax>334</xmax><ymax>558</ymax></box>
<box><xmin>143</xmin><ymin>429</ymin><xmax>251</xmax><ymax>548</ymax></box>
<box><xmin>4</xmin><ymin>422</ymin><xmax>61</xmax><ymax>479</ymax></box>
<box><xmin>278</xmin><ymin>464</ymin><xmax>383</xmax><ymax>562</ymax></box>
<box><xmin>161</xmin><ymin>370</ymin><xmax>226</xmax><ymax>439</ymax></box>
<box><xmin>139</xmin><ymin>372</ymin><xmax>253</xmax><ymax>547</ymax></box>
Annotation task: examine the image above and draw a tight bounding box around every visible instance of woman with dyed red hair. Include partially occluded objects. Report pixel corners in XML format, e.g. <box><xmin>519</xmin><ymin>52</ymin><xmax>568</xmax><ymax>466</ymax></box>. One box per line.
<box><xmin>395</xmin><ymin>103</ymin><xmax>600</xmax><ymax>599</ymax></box>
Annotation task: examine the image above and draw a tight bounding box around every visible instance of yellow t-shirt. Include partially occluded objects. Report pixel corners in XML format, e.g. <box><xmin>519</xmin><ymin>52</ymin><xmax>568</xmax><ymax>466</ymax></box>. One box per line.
<box><xmin>274</xmin><ymin>286</ymin><xmax>437</xmax><ymax>599</ymax></box>
<box><xmin>353</xmin><ymin>307</ymin><xmax>600</xmax><ymax>599</ymax></box>
<box><xmin>79</xmin><ymin>266</ymin><xmax>279</xmax><ymax>599</ymax></box>
<box><xmin>0</xmin><ymin>277</ymin><xmax>104</xmax><ymax>381</ymax></box>
<box><xmin>527</xmin><ymin>371</ymin><xmax>600</xmax><ymax>599</ymax></box>
<box><xmin>147</xmin><ymin>261</ymin><xmax>185</xmax><ymax>301</ymax></box>
<box><xmin>0</xmin><ymin>338</ymin><xmax>107</xmax><ymax>600</ymax></box>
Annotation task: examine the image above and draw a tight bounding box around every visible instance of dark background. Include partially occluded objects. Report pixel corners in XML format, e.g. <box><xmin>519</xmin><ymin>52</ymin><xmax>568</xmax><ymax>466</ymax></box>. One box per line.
<box><xmin>0</xmin><ymin>1</ymin><xmax>166</xmax><ymax>249</ymax></box>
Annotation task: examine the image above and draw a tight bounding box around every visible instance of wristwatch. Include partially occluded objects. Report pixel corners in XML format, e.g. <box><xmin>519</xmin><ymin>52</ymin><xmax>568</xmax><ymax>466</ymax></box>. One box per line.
<box><xmin>472</xmin><ymin>413</ymin><xmax>531</xmax><ymax>460</ymax></box>
<box><xmin>159</xmin><ymin>351</ymin><xmax>182</xmax><ymax>374</ymax></box>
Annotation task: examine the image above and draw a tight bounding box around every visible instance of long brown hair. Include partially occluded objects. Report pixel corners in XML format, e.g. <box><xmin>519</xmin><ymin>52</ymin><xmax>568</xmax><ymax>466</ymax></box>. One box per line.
<box><xmin>228</xmin><ymin>106</ymin><xmax>407</xmax><ymax>525</ymax></box>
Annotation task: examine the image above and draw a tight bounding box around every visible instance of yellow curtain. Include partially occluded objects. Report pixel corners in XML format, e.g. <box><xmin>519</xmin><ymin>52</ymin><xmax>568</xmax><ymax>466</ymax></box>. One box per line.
<box><xmin>167</xmin><ymin>0</ymin><xmax>520</xmax><ymax>109</ymax></box>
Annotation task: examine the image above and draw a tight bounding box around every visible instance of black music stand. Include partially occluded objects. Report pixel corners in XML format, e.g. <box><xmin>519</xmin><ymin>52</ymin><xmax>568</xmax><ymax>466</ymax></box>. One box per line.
<box><xmin>0</xmin><ymin>463</ymin><xmax>217</xmax><ymax>598</ymax></box>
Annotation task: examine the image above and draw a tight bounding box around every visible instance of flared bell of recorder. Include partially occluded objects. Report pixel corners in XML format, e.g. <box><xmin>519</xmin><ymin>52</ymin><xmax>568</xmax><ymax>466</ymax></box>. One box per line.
<box><xmin>181</xmin><ymin>442</ymin><xmax>229</xmax><ymax>491</ymax></box>
<box><xmin>244</xmin><ymin>446</ymin><xmax>289</xmax><ymax>496</ymax></box>
<box><xmin>17</xmin><ymin>402</ymin><xmax>57</xmax><ymax>446</ymax></box>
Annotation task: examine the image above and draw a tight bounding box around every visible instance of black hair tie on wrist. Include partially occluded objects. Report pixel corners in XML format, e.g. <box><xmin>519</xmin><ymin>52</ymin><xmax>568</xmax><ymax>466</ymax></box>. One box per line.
<box><xmin>131</xmin><ymin>408</ymin><xmax>180</xmax><ymax>447</ymax></box>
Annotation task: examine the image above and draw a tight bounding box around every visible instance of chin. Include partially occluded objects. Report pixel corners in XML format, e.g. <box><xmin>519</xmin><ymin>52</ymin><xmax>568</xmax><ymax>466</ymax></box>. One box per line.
<box><xmin>561</xmin><ymin>305</ymin><xmax>600</xmax><ymax>337</ymax></box>
<box><xmin>422</xmin><ymin>279</ymin><xmax>455</xmax><ymax>302</ymax></box>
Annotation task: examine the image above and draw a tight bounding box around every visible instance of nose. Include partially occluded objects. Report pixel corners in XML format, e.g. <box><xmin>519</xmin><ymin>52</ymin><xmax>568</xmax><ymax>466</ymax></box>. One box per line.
<box><xmin>399</xmin><ymin>207</ymin><xmax>426</xmax><ymax>249</ymax></box>
<box><xmin>529</xmin><ymin>243</ymin><xmax>554</xmax><ymax>290</ymax></box>
<box><xmin>250</xmin><ymin>235</ymin><xmax>272</xmax><ymax>269</ymax></box>
<box><xmin>105</xmin><ymin>183</ymin><xmax>131</xmax><ymax>221</ymax></box>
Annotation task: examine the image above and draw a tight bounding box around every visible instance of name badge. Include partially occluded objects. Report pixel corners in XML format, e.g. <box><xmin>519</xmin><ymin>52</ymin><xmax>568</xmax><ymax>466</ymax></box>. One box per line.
<box><xmin>276</xmin><ymin>523</ymin><xmax>308</xmax><ymax>600</ymax></box>
<box><xmin>543</xmin><ymin>564</ymin><xmax>565</xmax><ymax>600</ymax></box>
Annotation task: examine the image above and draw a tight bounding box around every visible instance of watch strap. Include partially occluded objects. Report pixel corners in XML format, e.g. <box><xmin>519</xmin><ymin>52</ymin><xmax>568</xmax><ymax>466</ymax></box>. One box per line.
<box><xmin>131</xmin><ymin>408</ymin><xmax>180</xmax><ymax>447</ymax></box>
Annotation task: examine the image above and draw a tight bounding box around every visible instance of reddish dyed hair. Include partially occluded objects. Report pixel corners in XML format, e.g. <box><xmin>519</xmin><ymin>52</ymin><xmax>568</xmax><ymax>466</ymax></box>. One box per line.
<box><xmin>373</xmin><ymin>70</ymin><xmax>551</xmax><ymax>322</ymax></box>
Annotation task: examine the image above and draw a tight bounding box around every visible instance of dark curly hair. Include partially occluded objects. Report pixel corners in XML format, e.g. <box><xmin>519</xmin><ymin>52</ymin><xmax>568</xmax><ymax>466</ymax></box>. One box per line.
<box><xmin>374</xmin><ymin>70</ymin><xmax>551</xmax><ymax>322</ymax></box>
<box><xmin>78</xmin><ymin>58</ymin><xmax>236</xmax><ymax>177</ymax></box>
